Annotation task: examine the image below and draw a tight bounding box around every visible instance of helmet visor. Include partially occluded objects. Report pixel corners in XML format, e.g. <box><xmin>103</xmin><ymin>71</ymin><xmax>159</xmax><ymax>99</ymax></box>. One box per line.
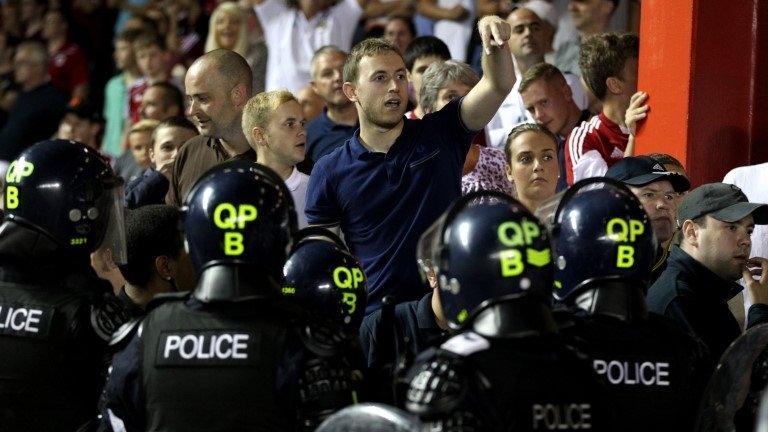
<box><xmin>100</xmin><ymin>183</ymin><xmax>127</xmax><ymax>265</ymax></box>
<box><xmin>416</xmin><ymin>212</ymin><xmax>447</xmax><ymax>289</ymax></box>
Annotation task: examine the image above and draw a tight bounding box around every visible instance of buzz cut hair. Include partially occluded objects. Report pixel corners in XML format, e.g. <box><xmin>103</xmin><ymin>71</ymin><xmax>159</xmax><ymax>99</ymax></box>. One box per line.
<box><xmin>519</xmin><ymin>63</ymin><xmax>568</xmax><ymax>94</ymax></box>
<box><xmin>344</xmin><ymin>38</ymin><xmax>401</xmax><ymax>84</ymax></box>
<box><xmin>311</xmin><ymin>45</ymin><xmax>347</xmax><ymax>78</ymax></box>
<box><xmin>192</xmin><ymin>49</ymin><xmax>254</xmax><ymax>96</ymax></box>
<box><xmin>579</xmin><ymin>32</ymin><xmax>639</xmax><ymax>100</ymax></box>
<box><xmin>242</xmin><ymin>90</ymin><xmax>297</xmax><ymax>145</ymax></box>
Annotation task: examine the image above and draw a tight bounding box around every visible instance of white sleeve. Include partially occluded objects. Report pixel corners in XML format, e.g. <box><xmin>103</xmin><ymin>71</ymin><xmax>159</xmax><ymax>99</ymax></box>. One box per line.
<box><xmin>572</xmin><ymin>149</ymin><xmax>609</xmax><ymax>182</ymax></box>
<box><xmin>564</xmin><ymin>73</ymin><xmax>589</xmax><ymax>111</ymax></box>
<box><xmin>254</xmin><ymin>0</ymin><xmax>288</xmax><ymax>34</ymax></box>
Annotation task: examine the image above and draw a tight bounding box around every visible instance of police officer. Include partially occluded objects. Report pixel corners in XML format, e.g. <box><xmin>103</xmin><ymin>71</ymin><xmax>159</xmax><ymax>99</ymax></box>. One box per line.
<box><xmin>0</xmin><ymin>139</ymin><xmax>128</xmax><ymax>431</ymax></box>
<box><xmin>282</xmin><ymin>227</ymin><xmax>369</xmax><ymax>430</ymax></box>
<box><xmin>538</xmin><ymin>178</ymin><xmax>711</xmax><ymax>432</ymax></box>
<box><xmin>104</xmin><ymin>160</ymin><xmax>305</xmax><ymax>431</ymax></box>
<box><xmin>403</xmin><ymin>191</ymin><xmax>609</xmax><ymax>431</ymax></box>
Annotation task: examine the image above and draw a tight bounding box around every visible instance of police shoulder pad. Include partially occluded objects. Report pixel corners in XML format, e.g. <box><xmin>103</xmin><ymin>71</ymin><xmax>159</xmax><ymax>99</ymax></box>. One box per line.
<box><xmin>109</xmin><ymin>316</ymin><xmax>144</xmax><ymax>348</ymax></box>
<box><xmin>405</xmin><ymin>352</ymin><xmax>467</xmax><ymax>416</ymax></box>
<box><xmin>440</xmin><ymin>331</ymin><xmax>490</xmax><ymax>357</ymax></box>
<box><xmin>145</xmin><ymin>291</ymin><xmax>191</xmax><ymax>312</ymax></box>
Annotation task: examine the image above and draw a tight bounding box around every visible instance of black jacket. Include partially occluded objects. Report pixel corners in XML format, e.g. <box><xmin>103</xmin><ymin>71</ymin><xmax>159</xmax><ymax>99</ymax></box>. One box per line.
<box><xmin>647</xmin><ymin>246</ymin><xmax>768</xmax><ymax>363</ymax></box>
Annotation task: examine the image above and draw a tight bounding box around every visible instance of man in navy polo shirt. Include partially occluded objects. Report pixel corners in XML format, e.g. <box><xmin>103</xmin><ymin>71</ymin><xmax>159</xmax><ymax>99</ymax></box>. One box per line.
<box><xmin>305</xmin><ymin>18</ymin><xmax>515</xmax><ymax>315</ymax></box>
<box><xmin>305</xmin><ymin>46</ymin><xmax>358</xmax><ymax>169</ymax></box>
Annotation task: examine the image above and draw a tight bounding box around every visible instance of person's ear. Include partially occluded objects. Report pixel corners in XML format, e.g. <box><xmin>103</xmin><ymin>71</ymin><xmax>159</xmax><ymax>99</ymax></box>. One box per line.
<box><xmin>251</xmin><ymin>126</ymin><xmax>268</xmax><ymax>148</ymax></box>
<box><xmin>505</xmin><ymin>163</ymin><xmax>514</xmax><ymax>183</ymax></box>
<box><xmin>606</xmin><ymin>76</ymin><xmax>623</xmax><ymax>95</ymax></box>
<box><xmin>231</xmin><ymin>82</ymin><xmax>249</xmax><ymax>107</ymax></box>
<box><xmin>681</xmin><ymin>219</ymin><xmax>698</xmax><ymax>247</ymax></box>
<box><xmin>154</xmin><ymin>255</ymin><xmax>173</xmax><ymax>281</ymax></box>
<box><xmin>342</xmin><ymin>81</ymin><xmax>359</xmax><ymax>103</ymax></box>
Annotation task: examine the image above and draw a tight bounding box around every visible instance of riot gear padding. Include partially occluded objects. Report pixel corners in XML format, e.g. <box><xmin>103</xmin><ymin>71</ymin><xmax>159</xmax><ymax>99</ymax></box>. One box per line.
<box><xmin>417</xmin><ymin>191</ymin><xmax>553</xmax><ymax>329</ymax></box>
<box><xmin>182</xmin><ymin>161</ymin><xmax>297</xmax><ymax>301</ymax></box>
<box><xmin>283</xmin><ymin>227</ymin><xmax>367</xmax><ymax>343</ymax></box>
<box><xmin>316</xmin><ymin>403</ymin><xmax>424</xmax><ymax>432</ymax></box>
<box><xmin>3</xmin><ymin>139</ymin><xmax>126</xmax><ymax>262</ymax></box>
<box><xmin>537</xmin><ymin>177</ymin><xmax>657</xmax><ymax>302</ymax></box>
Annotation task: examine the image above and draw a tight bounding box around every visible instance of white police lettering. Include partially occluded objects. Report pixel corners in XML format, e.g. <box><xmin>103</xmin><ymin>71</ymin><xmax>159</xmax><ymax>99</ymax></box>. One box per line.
<box><xmin>531</xmin><ymin>403</ymin><xmax>592</xmax><ymax>430</ymax></box>
<box><xmin>0</xmin><ymin>305</ymin><xmax>43</xmax><ymax>333</ymax></box>
<box><xmin>593</xmin><ymin>359</ymin><xmax>670</xmax><ymax>386</ymax></box>
<box><xmin>163</xmin><ymin>333</ymin><xmax>249</xmax><ymax>360</ymax></box>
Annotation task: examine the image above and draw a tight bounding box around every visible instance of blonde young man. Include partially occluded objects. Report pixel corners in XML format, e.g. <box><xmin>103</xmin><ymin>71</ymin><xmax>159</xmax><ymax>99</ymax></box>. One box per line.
<box><xmin>243</xmin><ymin>90</ymin><xmax>310</xmax><ymax>228</ymax></box>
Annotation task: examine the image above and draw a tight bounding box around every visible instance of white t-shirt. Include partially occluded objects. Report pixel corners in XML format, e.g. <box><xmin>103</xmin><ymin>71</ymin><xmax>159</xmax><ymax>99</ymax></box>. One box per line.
<box><xmin>723</xmin><ymin>163</ymin><xmax>768</xmax><ymax>318</ymax></box>
<box><xmin>433</xmin><ymin>0</ymin><xmax>475</xmax><ymax>61</ymax></box>
<box><xmin>485</xmin><ymin>69</ymin><xmax>588</xmax><ymax>149</ymax></box>
<box><xmin>286</xmin><ymin>166</ymin><xmax>310</xmax><ymax>228</ymax></box>
<box><xmin>255</xmin><ymin>0</ymin><xmax>363</xmax><ymax>94</ymax></box>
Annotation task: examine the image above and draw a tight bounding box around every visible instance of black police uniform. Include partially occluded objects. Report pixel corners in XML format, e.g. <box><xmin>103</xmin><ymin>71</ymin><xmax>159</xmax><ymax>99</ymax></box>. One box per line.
<box><xmin>404</xmin><ymin>191</ymin><xmax>610</xmax><ymax>431</ymax></box>
<box><xmin>0</xmin><ymin>140</ymin><xmax>129</xmax><ymax>431</ymax></box>
<box><xmin>282</xmin><ymin>229</ymin><xmax>372</xmax><ymax>430</ymax></box>
<box><xmin>105</xmin><ymin>161</ymin><xmax>310</xmax><ymax>431</ymax></box>
<box><xmin>648</xmin><ymin>246</ymin><xmax>768</xmax><ymax>363</ymax></box>
<box><xmin>543</xmin><ymin>178</ymin><xmax>712</xmax><ymax>432</ymax></box>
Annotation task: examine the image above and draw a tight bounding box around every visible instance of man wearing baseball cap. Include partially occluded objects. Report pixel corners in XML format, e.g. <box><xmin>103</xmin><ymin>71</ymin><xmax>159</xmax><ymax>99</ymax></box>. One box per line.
<box><xmin>607</xmin><ymin>155</ymin><xmax>691</xmax><ymax>284</ymax></box>
<box><xmin>647</xmin><ymin>182</ymin><xmax>768</xmax><ymax>362</ymax></box>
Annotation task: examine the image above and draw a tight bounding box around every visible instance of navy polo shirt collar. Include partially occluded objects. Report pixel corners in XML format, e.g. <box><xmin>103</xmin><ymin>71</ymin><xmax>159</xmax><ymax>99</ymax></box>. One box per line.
<box><xmin>349</xmin><ymin>120</ymin><xmax>415</xmax><ymax>160</ymax></box>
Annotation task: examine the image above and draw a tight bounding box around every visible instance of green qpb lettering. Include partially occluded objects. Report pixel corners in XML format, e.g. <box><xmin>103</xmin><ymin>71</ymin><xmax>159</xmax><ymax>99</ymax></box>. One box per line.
<box><xmin>606</xmin><ymin>217</ymin><xmax>645</xmax><ymax>242</ymax></box>
<box><xmin>499</xmin><ymin>249</ymin><xmax>523</xmax><ymax>277</ymax></box>
<box><xmin>341</xmin><ymin>292</ymin><xmax>357</xmax><ymax>314</ymax></box>
<box><xmin>5</xmin><ymin>160</ymin><xmax>34</xmax><ymax>184</ymax></box>
<box><xmin>224</xmin><ymin>232</ymin><xmax>244</xmax><ymax>255</ymax></box>
<box><xmin>333</xmin><ymin>266</ymin><xmax>364</xmax><ymax>289</ymax></box>
<box><xmin>213</xmin><ymin>203</ymin><xmax>258</xmax><ymax>230</ymax></box>
<box><xmin>498</xmin><ymin>219</ymin><xmax>541</xmax><ymax>247</ymax></box>
<box><xmin>617</xmin><ymin>245</ymin><xmax>635</xmax><ymax>268</ymax></box>
<box><xmin>5</xmin><ymin>186</ymin><xmax>18</xmax><ymax>209</ymax></box>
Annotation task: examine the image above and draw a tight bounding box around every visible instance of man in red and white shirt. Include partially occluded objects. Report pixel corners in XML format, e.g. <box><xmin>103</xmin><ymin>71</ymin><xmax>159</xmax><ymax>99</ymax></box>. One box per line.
<box><xmin>565</xmin><ymin>32</ymin><xmax>643</xmax><ymax>185</ymax></box>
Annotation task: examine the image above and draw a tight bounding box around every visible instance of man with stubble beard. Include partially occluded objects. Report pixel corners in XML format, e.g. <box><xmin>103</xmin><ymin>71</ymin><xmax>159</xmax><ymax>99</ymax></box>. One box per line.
<box><xmin>165</xmin><ymin>49</ymin><xmax>254</xmax><ymax>206</ymax></box>
<box><xmin>305</xmin><ymin>17</ymin><xmax>515</xmax><ymax>315</ymax></box>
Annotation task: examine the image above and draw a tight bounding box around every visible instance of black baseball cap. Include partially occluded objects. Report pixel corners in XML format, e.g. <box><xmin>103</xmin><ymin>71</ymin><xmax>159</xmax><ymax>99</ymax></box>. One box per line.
<box><xmin>605</xmin><ymin>155</ymin><xmax>690</xmax><ymax>192</ymax></box>
<box><xmin>677</xmin><ymin>182</ymin><xmax>768</xmax><ymax>225</ymax></box>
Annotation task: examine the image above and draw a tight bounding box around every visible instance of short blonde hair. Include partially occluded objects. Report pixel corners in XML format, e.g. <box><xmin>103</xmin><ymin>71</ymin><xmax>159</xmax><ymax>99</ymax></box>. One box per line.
<box><xmin>242</xmin><ymin>90</ymin><xmax>297</xmax><ymax>144</ymax></box>
<box><xmin>205</xmin><ymin>2</ymin><xmax>249</xmax><ymax>57</ymax></box>
<box><xmin>129</xmin><ymin>119</ymin><xmax>160</xmax><ymax>136</ymax></box>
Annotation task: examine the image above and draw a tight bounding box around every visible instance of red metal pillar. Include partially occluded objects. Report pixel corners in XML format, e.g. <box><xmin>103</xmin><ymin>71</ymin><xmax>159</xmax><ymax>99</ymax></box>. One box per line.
<box><xmin>634</xmin><ymin>0</ymin><xmax>768</xmax><ymax>186</ymax></box>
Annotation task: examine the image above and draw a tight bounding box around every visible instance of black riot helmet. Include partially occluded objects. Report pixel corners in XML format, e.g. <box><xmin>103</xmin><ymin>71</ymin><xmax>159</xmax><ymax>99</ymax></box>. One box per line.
<box><xmin>3</xmin><ymin>139</ymin><xmax>126</xmax><ymax>262</ymax></box>
<box><xmin>417</xmin><ymin>190</ymin><xmax>554</xmax><ymax>329</ymax></box>
<box><xmin>182</xmin><ymin>160</ymin><xmax>298</xmax><ymax>302</ymax></box>
<box><xmin>282</xmin><ymin>227</ymin><xmax>368</xmax><ymax>342</ymax></box>
<box><xmin>536</xmin><ymin>177</ymin><xmax>657</xmax><ymax>302</ymax></box>
<box><xmin>316</xmin><ymin>404</ymin><xmax>423</xmax><ymax>432</ymax></box>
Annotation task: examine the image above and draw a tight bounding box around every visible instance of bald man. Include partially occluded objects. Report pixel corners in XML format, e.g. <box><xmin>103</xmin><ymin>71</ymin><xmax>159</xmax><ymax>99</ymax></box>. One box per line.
<box><xmin>166</xmin><ymin>49</ymin><xmax>255</xmax><ymax>206</ymax></box>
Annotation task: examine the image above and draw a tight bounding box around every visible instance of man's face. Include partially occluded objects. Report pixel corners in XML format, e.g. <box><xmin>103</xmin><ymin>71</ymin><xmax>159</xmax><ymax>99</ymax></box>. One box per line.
<box><xmin>432</xmin><ymin>80</ymin><xmax>471</xmax><ymax>113</ymax></box>
<box><xmin>169</xmin><ymin>248</ymin><xmax>198</xmax><ymax>291</ymax></box>
<box><xmin>408</xmin><ymin>54</ymin><xmax>443</xmax><ymax>105</ymax></box>
<box><xmin>214</xmin><ymin>11</ymin><xmax>241</xmax><ymax>50</ymax></box>
<box><xmin>128</xmin><ymin>131</ymin><xmax>153</xmax><ymax>169</ymax></box>
<box><xmin>629</xmin><ymin>180</ymin><xmax>677</xmax><ymax>244</ymax></box>
<box><xmin>348</xmin><ymin>52</ymin><xmax>408</xmax><ymax>129</ymax></box>
<box><xmin>522</xmin><ymin>78</ymin><xmax>575</xmax><ymax>136</ymax></box>
<box><xmin>384</xmin><ymin>19</ymin><xmax>414</xmax><ymax>55</ymax></box>
<box><xmin>185</xmin><ymin>62</ymin><xmax>239</xmax><ymax>137</ymax></box>
<box><xmin>312</xmin><ymin>52</ymin><xmax>349</xmax><ymax>108</ymax></box>
<box><xmin>264</xmin><ymin>99</ymin><xmax>307</xmax><ymax>166</ymax></box>
<box><xmin>150</xmin><ymin>125</ymin><xmax>196</xmax><ymax>169</ymax></box>
<box><xmin>569</xmin><ymin>0</ymin><xmax>612</xmax><ymax>32</ymax></box>
<box><xmin>13</xmin><ymin>48</ymin><xmax>44</xmax><ymax>86</ymax></box>
<box><xmin>140</xmin><ymin>86</ymin><xmax>175</xmax><ymax>121</ymax></box>
<box><xmin>114</xmin><ymin>40</ymin><xmax>135</xmax><ymax>71</ymax></box>
<box><xmin>57</xmin><ymin>113</ymin><xmax>90</xmax><ymax>142</ymax></box>
<box><xmin>507</xmin><ymin>8</ymin><xmax>545</xmax><ymax>60</ymax></box>
<box><xmin>136</xmin><ymin>45</ymin><xmax>165</xmax><ymax>79</ymax></box>
<box><xmin>693</xmin><ymin>215</ymin><xmax>754</xmax><ymax>281</ymax></box>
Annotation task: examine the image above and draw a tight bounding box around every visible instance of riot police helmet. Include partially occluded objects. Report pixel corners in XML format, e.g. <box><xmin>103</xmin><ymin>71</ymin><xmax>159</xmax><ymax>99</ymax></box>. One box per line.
<box><xmin>417</xmin><ymin>190</ymin><xmax>554</xmax><ymax>329</ymax></box>
<box><xmin>182</xmin><ymin>160</ymin><xmax>298</xmax><ymax>301</ymax></box>
<box><xmin>3</xmin><ymin>139</ymin><xmax>126</xmax><ymax>262</ymax></box>
<box><xmin>282</xmin><ymin>227</ymin><xmax>368</xmax><ymax>341</ymax></box>
<box><xmin>535</xmin><ymin>177</ymin><xmax>657</xmax><ymax>302</ymax></box>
